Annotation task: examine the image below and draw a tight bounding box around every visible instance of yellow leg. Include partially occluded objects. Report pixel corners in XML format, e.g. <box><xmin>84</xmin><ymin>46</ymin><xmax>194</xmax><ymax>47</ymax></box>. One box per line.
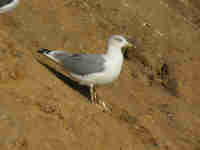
<box><xmin>90</xmin><ymin>84</ymin><xmax>98</xmax><ymax>104</ymax></box>
<box><xmin>90</xmin><ymin>85</ymin><xmax>111</xmax><ymax>111</ymax></box>
<box><xmin>90</xmin><ymin>84</ymin><xmax>94</xmax><ymax>103</ymax></box>
<box><xmin>93</xmin><ymin>86</ymin><xmax>97</xmax><ymax>103</ymax></box>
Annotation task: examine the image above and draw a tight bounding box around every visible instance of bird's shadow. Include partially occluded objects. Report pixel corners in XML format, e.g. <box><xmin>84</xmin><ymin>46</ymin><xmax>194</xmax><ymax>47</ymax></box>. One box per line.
<box><xmin>37</xmin><ymin>60</ymin><xmax>91</xmax><ymax>101</ymax></box>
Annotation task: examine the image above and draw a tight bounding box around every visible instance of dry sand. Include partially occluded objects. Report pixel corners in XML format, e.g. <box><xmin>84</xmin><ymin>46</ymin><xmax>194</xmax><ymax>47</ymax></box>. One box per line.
<box><xmin>0</xmin><ymin>0</ymin><xmax>200</xmax><ymax>149</ymax></box>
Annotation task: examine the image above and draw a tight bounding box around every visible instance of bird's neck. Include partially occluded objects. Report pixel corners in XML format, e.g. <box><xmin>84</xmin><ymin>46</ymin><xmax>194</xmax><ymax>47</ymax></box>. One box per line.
<box><xmin>106</xmin><ymin>46</ymin><xmax>122</xmax><ymax>58</ymax></box>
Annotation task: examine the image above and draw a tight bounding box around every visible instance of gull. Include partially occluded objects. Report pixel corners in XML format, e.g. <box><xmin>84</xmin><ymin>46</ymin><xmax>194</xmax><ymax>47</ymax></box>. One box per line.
<box><xmin>37</xmin><ymin>35</ymin><xmax>133</xmax><ymax>104</ymax></box>
<box><xmin>0</xmin><ymin>0</ymin><xmax>19</xmax><ymax>13</ymax></box>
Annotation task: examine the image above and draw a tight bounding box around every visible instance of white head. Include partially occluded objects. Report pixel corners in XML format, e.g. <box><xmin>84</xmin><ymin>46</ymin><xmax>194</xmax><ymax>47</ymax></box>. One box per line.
<box><xmin>107</xmin><ymin>35</ymin><xmax>132</xmax><ymax>49</ymax></box>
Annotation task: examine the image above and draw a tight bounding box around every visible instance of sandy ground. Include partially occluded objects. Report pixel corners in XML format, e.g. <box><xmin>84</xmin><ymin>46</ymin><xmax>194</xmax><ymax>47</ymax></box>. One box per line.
<box><xmin>0</xmin><ymin>0</ymin><xmax>200</xmax><ymax>149</ymax></box>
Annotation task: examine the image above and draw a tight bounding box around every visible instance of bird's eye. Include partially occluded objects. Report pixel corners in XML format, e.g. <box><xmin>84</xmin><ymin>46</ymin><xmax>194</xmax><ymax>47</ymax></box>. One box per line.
<box><xmin>114</xmin><ymin>37</ymin><xmax>123</xmax><ymax>42</ymax></box>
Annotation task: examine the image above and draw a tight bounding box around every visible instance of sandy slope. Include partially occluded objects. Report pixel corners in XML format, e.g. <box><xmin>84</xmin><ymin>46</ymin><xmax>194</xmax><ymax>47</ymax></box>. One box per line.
<box><xmin>0</xmin><ymin>0</ymin><xmax>200</xmax><ymax>149</ymax></box>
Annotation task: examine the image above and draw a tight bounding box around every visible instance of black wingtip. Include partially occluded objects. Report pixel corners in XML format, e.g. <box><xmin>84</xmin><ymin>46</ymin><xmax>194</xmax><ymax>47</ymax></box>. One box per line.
<box><xmin>37</xmin><ymin>48</ymin><xmax>51</xmax><ymax>54</ymax></box>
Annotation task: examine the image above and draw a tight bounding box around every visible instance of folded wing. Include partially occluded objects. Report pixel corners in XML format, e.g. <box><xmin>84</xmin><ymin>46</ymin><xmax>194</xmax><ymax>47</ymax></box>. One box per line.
<box><xmin>39</xmin><ymin>49</ymin><xmax>105</xmax><ymax>75</ymax></box>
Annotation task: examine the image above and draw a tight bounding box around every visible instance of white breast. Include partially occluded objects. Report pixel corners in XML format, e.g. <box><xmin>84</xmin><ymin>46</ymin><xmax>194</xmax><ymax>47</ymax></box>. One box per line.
<box><xmin>102</xmin><ymin>52</ymin><xmax>123</xmax><ymax>82</ymax></box>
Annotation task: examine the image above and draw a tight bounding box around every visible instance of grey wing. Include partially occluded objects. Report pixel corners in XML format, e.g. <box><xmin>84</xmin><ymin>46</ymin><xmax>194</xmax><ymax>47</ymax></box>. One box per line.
<box><xmin>52</xmin><ymin>51</ymin><xmax>106</xmax><ymax>75</ymax></box>
<box><xmin>0</xmin><ymin>0</ymin><xmax>13</xmax><ymax>7</ymax></box>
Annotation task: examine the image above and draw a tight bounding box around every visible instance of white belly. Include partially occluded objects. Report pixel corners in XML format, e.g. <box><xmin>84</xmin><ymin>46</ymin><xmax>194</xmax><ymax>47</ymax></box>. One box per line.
<box><xmin>71</xmin><ymin>53</ymin><xmax>124</xmax><ymax>86</ymax></box>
